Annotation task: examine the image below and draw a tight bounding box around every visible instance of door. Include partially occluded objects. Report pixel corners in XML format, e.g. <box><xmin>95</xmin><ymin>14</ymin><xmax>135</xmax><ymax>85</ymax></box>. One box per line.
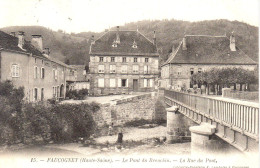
<box><xmin>133</xmin><ymin>79</ymin><xmax>138</xmax><ymax>92</ymax></box>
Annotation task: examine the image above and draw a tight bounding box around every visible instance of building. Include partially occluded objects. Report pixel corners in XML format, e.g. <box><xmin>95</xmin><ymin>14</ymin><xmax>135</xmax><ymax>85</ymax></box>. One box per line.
<box><xmin>68</xmin><ymin>65</ymin><xmax>90</xmax><ymax>90</ymax></box>
<box><xmin>0</xmin><ymin>30</ymin><xmax>72</xmax><ymax>102</ymax></box>
<box><xmin>160</xmin><ymin>34</ymin><xmax>257</xmax><ymax>90</ymax></box>
<box><xmin>89</xmin><ymin>26</ymin><xmax>159</xmax><ymax>95</ymax></box>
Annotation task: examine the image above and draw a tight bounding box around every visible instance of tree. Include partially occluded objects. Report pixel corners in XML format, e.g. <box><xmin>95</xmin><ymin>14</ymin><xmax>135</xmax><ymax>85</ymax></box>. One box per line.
<box><xmin>191</xmin><ymin>67</ymin><xmax>257</xmax><ymax>95</ymax></box>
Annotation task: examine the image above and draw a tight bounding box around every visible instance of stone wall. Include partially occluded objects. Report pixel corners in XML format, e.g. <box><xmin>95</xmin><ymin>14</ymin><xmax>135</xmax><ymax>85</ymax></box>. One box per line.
<box><xmin>93</xmin><ymin>93</ymin><xmax>166</xmax><ymax>127</ymax></box>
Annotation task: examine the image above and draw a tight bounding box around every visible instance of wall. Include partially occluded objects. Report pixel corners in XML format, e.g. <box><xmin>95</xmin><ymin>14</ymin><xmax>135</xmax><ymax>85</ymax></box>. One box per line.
<box><xmin>1</xmin><ymin>51</ymin><xmax>67</xmax><ymax>102</ymax></box>
<box><xmin>89</xmin><ymin>55</ymin><xmax>159</xmax><ymax>95</ymax></box>
<box><xmin>93</xmin><ymin>93</ymin><xmax>166</xmax><ymax>127</ymax></box>
<box><xmin>222</xmin><ymin>88</ymin><xmax>259</xmax><ymax>101</ymax></box>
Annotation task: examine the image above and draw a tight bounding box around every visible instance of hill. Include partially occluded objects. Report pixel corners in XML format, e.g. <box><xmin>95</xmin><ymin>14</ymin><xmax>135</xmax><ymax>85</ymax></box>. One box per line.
<box><xmin>120</xmin><ymin>19</ymin><xmax>258</xmax><ymax>63</ymax></box>
<box><xmin>1</xmin><ymin>19</ymin><xmax>258</xmax><ymax>66</ymax></box>
<box><xmin>0</xmin><ymin>26</ymin><xmax>101</xmax><ymax>65</ymax></box>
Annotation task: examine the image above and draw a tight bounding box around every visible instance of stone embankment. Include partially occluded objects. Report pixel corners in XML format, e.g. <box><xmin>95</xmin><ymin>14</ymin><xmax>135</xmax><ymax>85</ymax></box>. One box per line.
<box><xmin>93</xmin><ymin>92</ymin><xmax>166</xmax><ymax>126</ymax></box>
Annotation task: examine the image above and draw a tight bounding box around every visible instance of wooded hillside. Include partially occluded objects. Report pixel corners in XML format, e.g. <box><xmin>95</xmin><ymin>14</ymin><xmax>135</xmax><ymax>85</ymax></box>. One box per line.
<box><xmin>1</xmin><ymin>19</ymin><xmax>258</xmax><ymax>65</ymax></box>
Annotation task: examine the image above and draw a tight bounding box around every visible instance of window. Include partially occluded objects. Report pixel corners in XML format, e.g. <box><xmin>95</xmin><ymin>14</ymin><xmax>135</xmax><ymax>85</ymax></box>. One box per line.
<box><xmin>177</xmin><ymin>68</ymin><xmax>181</xmax><ymax>75</ymax></box>
<box><xmin>34</xmin><ymin>66</ymin><xmax>38</xmax><ymax>79</ymax></box>
<box><xmin>118</xmin><ymin>79</ymin><xmax>121</xmax><ymax>87</ymax></box>
<box><xmin>190</xmin><ymin>68</ymin><xmax>194</xmax><ymax>75</ymax></box>
<box><xmin>35</xmin><ymin>58</ymin><xmax>37</xmax><ymax>63</ymax></box>
<box><xmin>111</xmin><ymin>57</ymin><xmax>115</xmax><ymax>62</ymax></box>
<box><xmin>53</xmin><ymin>87</ymin><xmax>55</xmax><ymax>97</ymax></box>
<box><xmin>110</xmin><ymin>65</ymin><xmax>116</xmax><ymax>73</ymax></box>
<box><xmin>98</xmin><ymin>78</ymin><xmax>104</xmax><ymax>88</ymax></box>
<box><xmin>150</xmin><ymin>79</ymin><xmax>153</xmax><ymax>87</ymax></box>
<box><xmin>144</xmin><ymin>79</ymin><xmax>148</xmax><ymax>87</ymax></box>
<box><xmin>98</xmin><ymin>65</ymin><xmax>105</xmax><ymax>73</ymax></box>
<box><xmin>198</xmin><ymin>68</ymin><xmax>202</xmax><ymax>73</ymax></box>
<box><xmin>41</xmin><ymin>67</ymin><xmax>45</xmax><ymax>79</ymax></box>
<box><xmin>34</xmin><ymin>88</ymin><xmax>38</xmax><ymax>101</ymax></box>
<box><xmin>144</xmin><ymin>65</ymin><xmax>149</xmax><ymax>74</ymax></box>
<box><xmin>99</xmin><ymin>57</ymin><xmax>104</xmax><ymax>62</ymax></box>
<box><xmin>134</xmin><ymin>57</ymin><xmax>138</xmax><ymax>62</ymax></box>
<box><xmin>42</xmin><ymin>60</ymin><xmax>44</xmax><ymax>64</ymax></box>
<box><xmin>132</xmin><ymin>40</ymin><xmax>137</xmax><ymax>48</ymax></box>
<box><xmin>121</xmin><ymin>65</ymin><xmax>127</xmax><ymax>73</ymax></box>
<box><xmin>133</xmin><ymin>65</ymin><xmax>139</xmax><ymax>73</ymax></box>
<box><xmin>41</xmin><ymin>88</ymin><xmax>44</xmax><ymax>101</ymax></box>
<box><xmin>110</xmin><ymin>79</ymin><xmax>116</xmax><ymax>87</ymax></box>
<box><xmin>122</xmin><ymin>79</ymin><xmax>127</xmax><ymax>87</ymax></box>
<box><xmin>122</xmin><ymin>57</ymin><xmax>126</xmax><ymax>62</ymax></box>
<box><xmin>112</xmin><ymin>41</ymin><xmax>117</xmax><ymax>47</ymax></box>
<box><xmin>57</xmin><ymin>86</ymin><xmax>60</xmax><ymax>98</ymax></box>
<box><xmin>54</xmin><ymin>87</ymin><xmax>57</xmax><ymax>97</ymax></box>
<box><xmin>55</xmin><ymin>70</ymin><xmax>58</xmax><ymax>80</ymax></box>
<box><xmin>11</xmin><ymin>64</ymin><xmax>20</xmax><ymax>77</ymax></box>
<box><xmin>145</xmin><ymin>58</ymin><xmax>149</xmax><ymax>63</ymax></box>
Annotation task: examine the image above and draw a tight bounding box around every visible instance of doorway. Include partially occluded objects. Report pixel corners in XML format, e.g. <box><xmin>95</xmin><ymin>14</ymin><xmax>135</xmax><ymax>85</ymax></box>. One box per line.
<box><xmin>133</xmin><ymin>79</ymin><xmax>138</xmax><ymax>92</ymax></box>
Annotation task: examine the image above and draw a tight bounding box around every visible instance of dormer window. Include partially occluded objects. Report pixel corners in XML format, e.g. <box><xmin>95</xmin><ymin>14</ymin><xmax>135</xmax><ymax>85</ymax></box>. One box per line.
<box><xmin>112</xmin><ymin>40</ymin><xmax>117</xmax><ymax>47</ymax></box>
<box><xmin>132</xmin><ymin>40</ymin><xmax>137</xmax><ymax>48</ymax></box>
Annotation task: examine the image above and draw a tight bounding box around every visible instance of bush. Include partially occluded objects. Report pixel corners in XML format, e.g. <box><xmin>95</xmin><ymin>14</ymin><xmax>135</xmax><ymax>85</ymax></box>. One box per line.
<box><xmin>78</xmin><ymin>89</ymin><xmax>88</xmax><ymax>100</ymax></box>
<box><xmin>66</xmin><ymin>89</ymin><xmax>88</xmax><ymax>100</ymax></box>
<box><xmin>0</xmin><ymin>81</ymin><xmax>24</xmax><ymax>143</ymax></box>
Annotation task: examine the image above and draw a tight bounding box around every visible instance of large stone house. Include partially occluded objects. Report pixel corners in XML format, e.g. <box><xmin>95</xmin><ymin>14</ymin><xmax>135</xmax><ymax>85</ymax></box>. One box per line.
<box><xmin>160</xmin><ymin>34</ymin><xmax>257</xmax><ymax>90</ymax></box>
<box><xmin>0</xmin><ymin>30</ymin><xmax>73</xmax><ymax>102</ymax></box>
<box><xmin>89</xmin><ymin>26</ymin><xmax>159</xmax><ymax>95</ymax></box>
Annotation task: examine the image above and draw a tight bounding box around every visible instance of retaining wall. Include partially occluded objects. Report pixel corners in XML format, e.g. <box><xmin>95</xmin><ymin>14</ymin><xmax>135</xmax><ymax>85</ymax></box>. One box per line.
<box><xmin>93</xmin><ymin>93</ymin><xmax>166</xmax><ymax>126</ymax></box>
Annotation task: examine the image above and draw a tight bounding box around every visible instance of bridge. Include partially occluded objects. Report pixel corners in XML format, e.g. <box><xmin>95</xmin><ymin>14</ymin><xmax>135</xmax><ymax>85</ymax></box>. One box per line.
<box><xmin>164</xmin><ymin>89</ymin><xmax>259</xmax><ymax>153</ymax></box>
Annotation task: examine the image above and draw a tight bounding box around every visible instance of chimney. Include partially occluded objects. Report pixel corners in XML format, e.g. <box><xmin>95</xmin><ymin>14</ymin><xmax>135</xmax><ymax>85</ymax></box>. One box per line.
<box><xmin>182</xmin><ymin>36</ymin><xmax>187</xmax><ymax>50</ymax></box>
<box><xmin>10</xmin><ymin>32</ymin><xmax>16</xmax><ymax>37</ymax></box>
<box><xmin>31</xmin><ymin>35</ymin><xmax>43</xmax><ymax>52</ymax></box>
<box><xmin>116</xmin><ymin>26</ymin><xmax>120</xmax><ymax>43</ymax></box>
<box><xmin>18</xmin><ymin>31</ymin><xmax>25</xmax><ymax>49</ymax></box>
<box><xmin>153</xmin><ymin>31</ymin><xmax>156</xmax><ymax>45</ymax></box>
<box><xmin>230</xmin><ymin>33</ymin><xmax>236</xmax><ymax>51</ymax></box>
<box><xmin>91</xmin><ymin>35</ymin><xmax>95</xmax><ymax>44</ymax></box>
<box><xmin>43</xmin><ymin>48</ymin><xmax>50</xmax><ymax>56</ymax></box>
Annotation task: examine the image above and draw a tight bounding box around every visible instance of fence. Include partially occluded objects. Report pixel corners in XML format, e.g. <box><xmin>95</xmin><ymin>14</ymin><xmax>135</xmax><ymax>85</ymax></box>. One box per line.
<box><xmin>165</xmin><ymin>89</ymin><xmax>259</xmax><ymax>139</ymax></box>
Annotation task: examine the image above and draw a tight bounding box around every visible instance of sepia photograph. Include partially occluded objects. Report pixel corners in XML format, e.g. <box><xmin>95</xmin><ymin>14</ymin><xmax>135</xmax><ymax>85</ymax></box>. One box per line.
<box><xmin>0</xmin><ymin>0</ymin><xmax>259</xmax><ymax>167</ymax></box>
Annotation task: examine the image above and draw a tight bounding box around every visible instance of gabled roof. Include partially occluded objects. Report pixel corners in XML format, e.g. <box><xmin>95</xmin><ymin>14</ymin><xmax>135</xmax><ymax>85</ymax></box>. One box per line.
<box><xmin>0</xmin><ymin>30</ymin><xmax>44</xmax><ymax>58</ymax></box>
<box><xmin>0</xmin><ymin>30</ymin><xmax>69</xmax><ymax>68</ymax></box>
<box><xmin>90</xmin><ymin>30</ymin><xmax>159</xmax><ymax>56</ymax></box>
<box><xmin>163</xmin><ymin>35</ymin><xmax>257</xmax><ymax>66</ymax></box>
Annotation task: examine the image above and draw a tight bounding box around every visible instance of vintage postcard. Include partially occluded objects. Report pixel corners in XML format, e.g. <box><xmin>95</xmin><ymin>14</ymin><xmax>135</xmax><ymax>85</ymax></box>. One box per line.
<box><xmin>0</xmin><ymin>0</ymin><xmax>259</xmax><ymax>167</ymax></box>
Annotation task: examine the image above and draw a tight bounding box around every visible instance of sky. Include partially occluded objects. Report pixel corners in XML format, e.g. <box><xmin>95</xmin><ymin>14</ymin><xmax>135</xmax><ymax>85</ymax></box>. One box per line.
<box><xmin>0</xmin><ymin>0</ymin><xmax>259</xmax><ymax>33</ymax></box>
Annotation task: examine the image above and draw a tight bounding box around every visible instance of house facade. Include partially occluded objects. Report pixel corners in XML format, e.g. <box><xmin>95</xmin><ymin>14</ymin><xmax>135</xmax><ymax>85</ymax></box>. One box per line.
<box><xmin>0</xmin><ymin>31</ymin><xmax>72</xmax><ymax>102</ymax></box>
<box><xmin>68</xmin><ymin>65</ymin><xmax>90</xmax><ymax>90</ymax></box>
<box><xmin>160</xmin><ymin>34</ymin><xmax>257</xmax><ymax>90</ymax></box>
<box><xmin>89</xmin><ymin>27</ymin><xmax>159</xmax><ymax>95</ymax></box>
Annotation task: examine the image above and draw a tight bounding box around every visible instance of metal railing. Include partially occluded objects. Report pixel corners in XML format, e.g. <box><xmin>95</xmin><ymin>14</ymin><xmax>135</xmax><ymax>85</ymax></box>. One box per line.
<box><xmin>165</xmin><ymin>89</ymin><xmax>259</xmax><ymax>139</ymax></box>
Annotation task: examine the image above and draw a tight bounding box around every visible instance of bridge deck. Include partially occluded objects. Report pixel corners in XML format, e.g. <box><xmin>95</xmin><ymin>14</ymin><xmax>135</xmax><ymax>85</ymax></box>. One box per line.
<box><xmin>164</xmin><ymin>89</ymin><xmax>259</xmax><ymax>153</ymax></box>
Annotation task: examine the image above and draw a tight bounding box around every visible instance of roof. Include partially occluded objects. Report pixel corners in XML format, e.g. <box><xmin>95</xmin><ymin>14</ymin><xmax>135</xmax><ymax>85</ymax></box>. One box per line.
<box><xmin>0</xmin><ymin>30</ymin><xmax>44</xmax><ymax>58</ymax></box>
<box><xmin>163</xmin><ymin>35</ymin><xmax>257</xmax><ymax>66</ymax></box>
<box><xmin>90</xmin><ymin>30</ymin><xmax>159</xmax><ymax>56</ymax></box>
<box><xmin>0</xmin><ymin>30</ymin><xmax>69</xmax><ymax>68</ymax></box>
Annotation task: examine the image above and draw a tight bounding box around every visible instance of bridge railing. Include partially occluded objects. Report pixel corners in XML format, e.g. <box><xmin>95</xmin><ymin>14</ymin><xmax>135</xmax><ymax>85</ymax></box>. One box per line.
<box><xmin>165</xmin><ymin>89</ymin><xmax>259</xmax><ymax>138</ymax></box>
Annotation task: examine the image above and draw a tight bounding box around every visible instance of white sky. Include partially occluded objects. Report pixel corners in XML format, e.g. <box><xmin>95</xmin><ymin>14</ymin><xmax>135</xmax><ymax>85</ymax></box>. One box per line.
<box><xmin>0</xmin><ymin>0</ymin><xmax>259</xmax><ymax>33</ymax></box>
